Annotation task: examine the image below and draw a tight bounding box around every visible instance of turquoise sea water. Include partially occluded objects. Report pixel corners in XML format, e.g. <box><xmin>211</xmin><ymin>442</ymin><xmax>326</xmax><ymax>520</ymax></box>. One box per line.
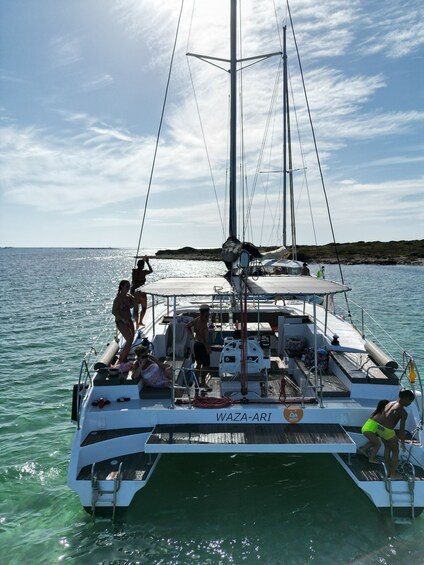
<box><xmin>0</xmin><ymin>248</ymin><xmax>423</xmax><ymax>564</ymax></box>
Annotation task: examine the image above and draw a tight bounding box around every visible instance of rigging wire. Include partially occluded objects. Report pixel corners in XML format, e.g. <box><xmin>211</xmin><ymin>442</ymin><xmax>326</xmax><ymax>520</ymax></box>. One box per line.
<box><xmin>262</xmin><ymin>76</ymin><xmax>282</xmax><ymax>246</ymax></box>
<box><xmin>286</xmin><ymin>0</ymin><xmax>352</xmax><ymax>320</ymax></box>
<box><xmin>185</xmin><ymin>0</ymin><xmax>195</xmax><ymax>51</ymax></box>
<box><xmin>288</xmin><ymin>68</ymin><xmax>318</xmax><ymax>246</ymax></box>
<box><xmin>185</xmin><ymin>1</ymin><xmax>225</xmax><ymax>239</ymax></box>
<box><xmin>186</xmin><ymin>58</ymin><xmax>225</xmax><ymax>239</ymax></box>
<box><xmin>258</xmin><ymin>88</ymin><xmax>284</xmax><ymax>247</ymax></box>
<box><xmin>134</xmin><ymin>0</ymin><xmax>185</xmax><ymax>263</ymax></box>
<box><xmin>245</xmin><ymin>60</ymin><xmax>283</xmax><ymax>241</ymax></box>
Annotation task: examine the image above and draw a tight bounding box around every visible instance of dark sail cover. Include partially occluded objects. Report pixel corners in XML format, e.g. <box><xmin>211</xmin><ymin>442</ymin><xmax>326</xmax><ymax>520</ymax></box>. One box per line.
<box><xmin>222</xmin><ymin>236</ymin><xmax>262</xmax><ymax>270</ymax></box>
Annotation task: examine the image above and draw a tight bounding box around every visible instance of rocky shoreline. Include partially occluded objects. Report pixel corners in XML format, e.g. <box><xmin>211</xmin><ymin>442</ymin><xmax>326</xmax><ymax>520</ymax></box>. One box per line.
<box><xmin>155</xmin><ymin>241</ymin><xmax>424</xmax><ymax>265</ymax></box>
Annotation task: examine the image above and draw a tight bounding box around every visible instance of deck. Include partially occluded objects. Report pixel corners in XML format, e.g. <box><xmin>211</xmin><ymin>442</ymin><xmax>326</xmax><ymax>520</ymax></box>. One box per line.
<box><xmin>294</xmin><ymin>358</ymin><xmax>350</xmax><ymax>397</ymax></box>
<box><xmin>81</xmin><ymin>427</ymin><xmax>153</xmax><ymax>446</ymax></box>
<box><xmin>338</xmin><ymin>453</ymin><xmax>424</xmax><ymax>482</ymax></box>
<box><xmin>77</xmin><ymin>452</ymin><xmax>159</xmax><ymax>481</ymax></box>
<box><xmin>145</xmin><ymin>423</ymin><xmax>356</xmax><ymax>453</ymax></box>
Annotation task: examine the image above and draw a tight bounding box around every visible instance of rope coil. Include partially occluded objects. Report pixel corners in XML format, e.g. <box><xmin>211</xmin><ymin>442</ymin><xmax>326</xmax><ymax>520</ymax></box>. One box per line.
<box><xmin>192</xmin><ymin>396</ymin><xmax>232</xmax><ymax>409</ymax></box>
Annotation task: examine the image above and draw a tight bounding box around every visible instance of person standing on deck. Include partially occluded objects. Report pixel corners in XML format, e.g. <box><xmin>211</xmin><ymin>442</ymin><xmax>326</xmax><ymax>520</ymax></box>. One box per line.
<box><xmin>132</xmin><ymin>255</ymin><xmax>153</xmax><ymax>327</ymax></box>
<box><xmin>112</xmin><ymin>279</ymin><xmax>134</xmax><ymax>363</ymax></box>
<box><xmin>360</xmin><ymin>389</ymin><xmax>415</xmax><ymax>479</ymax></box>
<box><xmin>359</xmin><ymin>400</ymin><xmax>389</xmax><ymax>464</ymax></box>
<box><xmin>316</xmin><ymin>265</ymin><xmax>325</xmax><ymax>279</ymax></box>
<box><xmin>186</xmin><ymin>304</ymin><xmax>212</xmax><ymax>391</ymax></box>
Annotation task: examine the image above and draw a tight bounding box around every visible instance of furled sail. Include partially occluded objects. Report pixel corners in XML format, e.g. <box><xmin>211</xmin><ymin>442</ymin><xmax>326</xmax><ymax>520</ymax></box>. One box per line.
<box><xmin>260</xmin><ymin>246</ymin><xmax>290</xmax><ymax>260</ymax></box>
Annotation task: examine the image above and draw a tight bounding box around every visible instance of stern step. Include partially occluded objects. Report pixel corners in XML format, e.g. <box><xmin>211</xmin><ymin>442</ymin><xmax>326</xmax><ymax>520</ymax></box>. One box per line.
<box><xmin>145</xmin><ymin>423</ymin><xmax>356</xmax><ymax>453</ymax></box>
<box><xmin>77</xmin><ymin>452</ymin><xmax>159</xmax><ymax>481</ymax></box>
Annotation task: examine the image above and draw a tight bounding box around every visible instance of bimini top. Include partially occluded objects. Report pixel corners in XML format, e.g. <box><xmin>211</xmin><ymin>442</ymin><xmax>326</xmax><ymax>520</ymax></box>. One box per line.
<box><xmin>141</xmin><ymin>275</ymin><xmax>350</xmax><ymax>298</ymax></box>
<box><xmin>141</xmin><ymin>277</ymin><xmax>233</xmax><ymax>298</ymax></box>
<box><xmin>246</xmin><ymin>276</ymin><xmax>350</xmax><ymax>296</ymax></box>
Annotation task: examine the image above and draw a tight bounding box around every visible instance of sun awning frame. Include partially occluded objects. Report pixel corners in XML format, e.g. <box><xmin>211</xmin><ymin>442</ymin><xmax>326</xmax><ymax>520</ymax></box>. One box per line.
<box><xmin>141</xmin><ymin>275</ymin><xmax>350</xmax><ymax>298</ymax></box>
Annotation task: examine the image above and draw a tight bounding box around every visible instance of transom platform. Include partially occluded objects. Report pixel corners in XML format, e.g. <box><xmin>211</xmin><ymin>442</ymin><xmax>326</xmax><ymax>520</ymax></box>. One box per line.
<box><xmin>145</xmin><ymin>423</ymin><xmax>356</xmax><ymax>453</ymax></box>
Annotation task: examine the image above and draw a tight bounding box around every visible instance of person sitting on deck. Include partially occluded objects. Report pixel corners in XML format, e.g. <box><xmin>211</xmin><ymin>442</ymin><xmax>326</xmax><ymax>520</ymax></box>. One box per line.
<box><xmin>132</xmin><ymin>255</ymin><xmax>153</xmax><ymax>327</ymax></box>
<box><xmin>112</xmin><ymin>279</ymin><xmax>134</xmax><ymax>363</ymax></box>
<box><xmin>186</xmin><ymin>304</ymin><xmax>212</xmax><ymax>391</ymax></box>
<box><xmin>130</xmin><ymin>345</ymin><xmax>172</xmax><ymax>388</ymax></box>
<box><xmin>300</xmin><ymin>262</ymin><xmax>310</xmax><ymax>276</ymax></box>
<box><xmin>359</xmin><ymin>389</ymin><xmax>415</xmax><ymax>479</ymax></box>
<box><xmin>331</xmin><ymin>334</ymin><xmax>340</xmax><ymax>346</ymax></box>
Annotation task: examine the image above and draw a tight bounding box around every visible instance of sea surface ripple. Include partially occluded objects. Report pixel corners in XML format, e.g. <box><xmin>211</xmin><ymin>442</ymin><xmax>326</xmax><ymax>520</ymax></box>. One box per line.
<box><xmin>0</xmin><ymin>248</ymin><xmax>423</xmax><ymax>564</ymax></box>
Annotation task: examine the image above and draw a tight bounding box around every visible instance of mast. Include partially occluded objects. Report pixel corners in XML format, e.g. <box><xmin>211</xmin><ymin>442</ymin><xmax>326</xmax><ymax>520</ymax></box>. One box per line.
<box><xmin>282</xmin><ymin>25</ymin><xmax>296</xmax><ymax>258</ymax></box>
<box><xmin>220</xmin><ymin>0</ymin><xmax>281</xmax><ymax>268</ymax></box>
<box><xmin>286</xmin><ymin>65</ymin><xmax>297</xmax><ymax>258</ymax></box>
<box><xmin>229</xmin><ymin>0</ymin><xmax>237</xmax><ymax>239</ymax></box>
<box><xmin>282</xmin><ymin>25</ymin><xmax>287</xmax><ymax>247</ymax></box>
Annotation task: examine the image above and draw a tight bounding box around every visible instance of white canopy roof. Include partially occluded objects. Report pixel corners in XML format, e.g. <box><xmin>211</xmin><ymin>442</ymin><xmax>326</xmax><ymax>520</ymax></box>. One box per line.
<box><xmin>246</xmin><ymin>276</ymin><xmax>349</xmax><ymax>296</ymax></box>
<box><xmin>141</xmin><ymin>277</ymin><xmax>233</xmax><ymax>297</ymax></box>
<box><xmin>141</xmin><ymin>275</ymin><xmax>349</xmax><ymax>298</ymax></box>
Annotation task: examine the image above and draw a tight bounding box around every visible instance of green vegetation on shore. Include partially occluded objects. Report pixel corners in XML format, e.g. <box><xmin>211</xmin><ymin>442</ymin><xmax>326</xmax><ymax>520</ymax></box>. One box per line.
<box><xmin>155</xmin><ymin>240</ymin><xmax>424</xmax><ymax>265</ymax></box>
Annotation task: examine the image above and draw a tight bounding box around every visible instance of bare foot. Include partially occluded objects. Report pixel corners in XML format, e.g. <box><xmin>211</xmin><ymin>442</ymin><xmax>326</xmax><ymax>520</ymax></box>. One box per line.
<box><xmin>368</xmin><ymin>458</ymin><xmax>379</xmax><ymax>464</ymax></box>
<box><xmin>391</xmin><ymin>473</ymin><xmax>403</xmax><ymax>480</ymax></box>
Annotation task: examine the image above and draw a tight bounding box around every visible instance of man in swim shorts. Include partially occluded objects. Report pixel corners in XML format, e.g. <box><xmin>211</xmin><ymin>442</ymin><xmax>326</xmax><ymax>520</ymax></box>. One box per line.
<box><xmin>361</xmin><ymin>418</ymin><xmax>396</xmax><ymax>441</ymax></box>
<box><xmin>186</xmin><ymin>304</ymin><xmax>211</xmax><ymax>391</ymax></box>
<box><xmin>360</xmin><ymin>389</ymin><xmax>415</xmax><ymax>479</ymax></box>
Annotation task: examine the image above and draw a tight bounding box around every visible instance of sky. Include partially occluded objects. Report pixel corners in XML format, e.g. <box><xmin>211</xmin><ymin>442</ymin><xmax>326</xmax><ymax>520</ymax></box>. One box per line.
<box><xmin>0</xmin><ymin>0</ymin><xmax>423</xmax><ymax>249</ymax></box>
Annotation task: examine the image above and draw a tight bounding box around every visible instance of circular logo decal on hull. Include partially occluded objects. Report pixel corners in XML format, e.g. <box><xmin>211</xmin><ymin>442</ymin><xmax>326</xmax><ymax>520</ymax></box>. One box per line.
<box><xmin>283</xmin><ymin>406</ymin><xmax>304</xmax><ymax>424</ymax></box>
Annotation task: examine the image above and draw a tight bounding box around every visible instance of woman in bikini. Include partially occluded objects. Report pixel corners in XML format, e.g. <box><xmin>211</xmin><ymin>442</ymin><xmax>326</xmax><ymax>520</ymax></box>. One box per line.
<box><xmin>112</xmin><ymin>279</ymin><xmax>134</xmax><ymax>363</ymax></box>
<box><xmin>359</xmin><ymin>400</ymin><xmax>390</xmax><ymax>464</ymax></box>
<box><xmin>132</xmin><ymin>256</ymin><xmax>153</xmax><ymax>327</ymax></box>
<box><xmin>130</xmin><ymin>345</ymin><xmax>172</xmax><ymax>388</ymax></box>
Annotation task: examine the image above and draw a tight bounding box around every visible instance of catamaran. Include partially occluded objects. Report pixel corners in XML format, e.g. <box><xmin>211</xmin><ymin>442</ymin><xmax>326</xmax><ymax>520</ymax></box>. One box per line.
<box><xmin>68</xmin><ymin>1</ymin><xmax>423</xmax><ymax>522</ymax></box>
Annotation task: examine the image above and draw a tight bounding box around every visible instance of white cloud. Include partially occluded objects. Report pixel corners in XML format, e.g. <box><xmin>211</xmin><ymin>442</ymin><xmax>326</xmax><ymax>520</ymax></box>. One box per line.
<box><xmin>365</xmin><ymin>155</ymin><xmax>424</xmax><ymax>167</ymax></box>
<box><xmin>80</xmin><ymin>73</ymin><xmax>114</xmax><ymax>91</ymax></box>
<box><xmin>332</xmin><ymin>178</ymin><xmax>424</xmax><ymax>225</ymax></box>
<box><xmin>49</xmin><ymin>35</ymin><xmax>83</xmax><ymax>68</ymax></box>
<box><xmin>1</xmin><ymin>0</ymin><xmax>423</xmax><ymax>247</ymax></box>
<box><xmin>358</xmin><ymin>0</ymin><xmax>424</xmax><ymax>58</ymax></box>
<box><xmin>0</xmin><ymin>124</ymin><xmax>151</xmax><ymax>213</ymax></box>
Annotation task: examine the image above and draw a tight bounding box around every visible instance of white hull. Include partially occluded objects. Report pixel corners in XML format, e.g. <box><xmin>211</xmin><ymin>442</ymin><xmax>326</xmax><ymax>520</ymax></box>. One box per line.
<box><xmin>68</xmin><ymin>294</ymin><xmax>424</xmax><ymax>520</ymax></box>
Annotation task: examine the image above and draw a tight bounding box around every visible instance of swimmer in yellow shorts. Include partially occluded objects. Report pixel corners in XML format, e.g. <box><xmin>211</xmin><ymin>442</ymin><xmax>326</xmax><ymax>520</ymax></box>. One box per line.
<box><xmin>361</xmin><ymin>418</ymin><xmax>396</xmax><ymax>441</ymax></box>
<box><xmin>359</xmin><ymin>390</ymin><xmax>415</xmax><ymax>479</ymax></box>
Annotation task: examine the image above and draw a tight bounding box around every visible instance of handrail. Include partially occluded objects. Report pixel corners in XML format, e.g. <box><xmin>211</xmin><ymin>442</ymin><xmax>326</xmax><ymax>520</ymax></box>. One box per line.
<box><xmin>299</xmin><ymin>364</ymin><xmax>321</xmax><ymax>408</ymax></box>
<box><xmin>335</xmin><ymin>298</ymin><xmax>405</xmax><ymax>365</ymax></box>
<box><xmin>172</xmin><ymin>366</ymin><xmax>198</xmax><ymax>409</ymax></box>
<box><xmin>112</xmin><ymin>462</ymin><xmax>123</xmax><ymax>522</ymax></box>
<box><xmin>77</xmin><ymin>355</ymin><xmax>93</xmax><ymax>430</ymax></box>
<box><xmin>365</xmin><ymin>364</ymin><xmax>394</xmax><ymax>379</ymax></box>
<box><xmin>306</xmin><ymin>365</ymin><xmax>324</xmax><ymax>408</ymax></box>
<box><xmin>336</xmin><ymin>301</ymin><xmax>422</xmax><ymax>410</ymax></box>
<box><xmin>75</xmin><ymin>322</ymin><xmax>117</xmax><ymax>428</ymax></box>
